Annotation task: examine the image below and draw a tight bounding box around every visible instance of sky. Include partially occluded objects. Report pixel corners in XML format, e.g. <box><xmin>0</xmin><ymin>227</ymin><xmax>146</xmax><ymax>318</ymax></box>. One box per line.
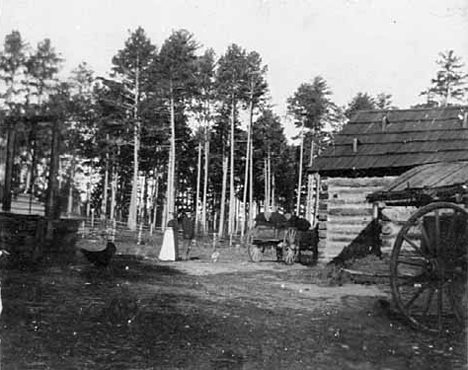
<box><xmin>1</xmin><ymin>0</ymin><xmax>467</xmax><ymax>138</ymax></box>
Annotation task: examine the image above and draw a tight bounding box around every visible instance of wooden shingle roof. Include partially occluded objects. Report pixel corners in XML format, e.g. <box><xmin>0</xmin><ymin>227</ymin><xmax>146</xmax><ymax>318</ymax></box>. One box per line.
<box><xmin>367</xmin><ymin>161</ymin><xmax>468</xmax><ymax>205</ymax></box>
<box><xmin>311</xmin><ymin>106</ymin><xmax>468</xmax><ymax>176</ymax></box>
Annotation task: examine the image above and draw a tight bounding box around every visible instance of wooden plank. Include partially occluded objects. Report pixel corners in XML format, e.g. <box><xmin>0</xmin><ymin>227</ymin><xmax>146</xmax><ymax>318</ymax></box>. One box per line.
<box><xmin>327</xmin><ymin>177</ymin><xmax>395</xmax><ymax>187</ymax></box>
<box><xmin>328</xmin><ymin>207</ymin><xmax>373</xmax><ymax>217</ymax></box>
<box><xmin>328</xmin><ymin>186</ymin><xmax>385</xmax><ymax>195</ymax></box>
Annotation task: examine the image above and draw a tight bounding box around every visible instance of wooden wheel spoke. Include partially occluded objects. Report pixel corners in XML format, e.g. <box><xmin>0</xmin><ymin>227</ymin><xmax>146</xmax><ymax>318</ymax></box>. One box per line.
<box><xmin>398</xmin><ymin>273</ymin><xmax>426</xmax><ymax>287</ymax></box>
<box><xmin>417</xmin><ymin>219</ymin><xmax>432</xmax><ymax>254</ymax></box>
<box><xmin>444</xmin><ymin>268</ymin><xmax>466</xmax><ymax>276</ymax></box>
<box><xmin>422</xmin><ymin>287</ymin><xmax>434</xmax><ymax>319</ymax></box>
<box><xmin>404</xmin><ymin>284</ymin><xmax>427</xmax><ymax>310</ymax></box>
<box><xmin>434</xmin><ymin>210</ymin><xmax>441</xmax><ymax>257</ymax></box>
<box><xmin>446</xmin><ymin>284</ymin><xmax>464</xmax><ymax>324</ymax></box>
<box><xmin>437</xmin><ymin>283</ymin><xmax>443</xmax><ymax>332</ymax></box>
<box><xmin>447</xmin><ymin>211</ymin><xmax>458</xmax><ymax>245</ymax></box>
<box><xmin>402</xmin><ymin>235</ymin><xmax>424</xmax><ymax>256</ymax></box>
<box><xmin>397</xmin><ymin>257</ymin><xmax>426</xmax><ymax>268</ymax></box>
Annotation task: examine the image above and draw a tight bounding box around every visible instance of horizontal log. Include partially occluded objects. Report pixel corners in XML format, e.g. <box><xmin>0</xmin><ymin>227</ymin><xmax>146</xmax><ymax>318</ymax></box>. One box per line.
<box><xmin>342</xmin><ymin>268</ymin><xmax>390</xmax><ymax>278</ymax></box>
<box><xmin>328</xmin><ymin>186</ymin><xmax>385</xmax><ymax>195</ymax></box>
<box><xmin>328</xmin><ymin>208</ymin><xmax>373</xmax><ymax>217</ymax></box>
<box><xmin>328</xmin><ymin>194</ymin><xmax>372</xmax><ymax>207</ymax></box>
<box><xmin>328</xmin><ymin>214</ymin><xmax>372</xmax><ymax>222</ymax></box>
<box><xmin>328</xmin><ymin>221</ymin><xmax>369</xmax><ymax>230</ymax></box>
<box><xmin>327</xmin><ymin>177</ymin><xmax>396</xmax><ymax>188</ymax></box>
<box><xmin>327</xmin><ymin>228</ymin><xmax>366</xmax><ymax>236</ymax></box>
<box><xmin>317</xmin><ymin>222</ymin><xmax>327</xmax><ymax>230</ymax></box>
<box><xmin>317</xmin><ymin>240</ymin><xmax>327</xmax><ymax>249</ymax></box>
<box><xmin>327</xmin><ymin>235</ymin><xmax>356</xmax><ymax>243</ymax></box>
<box><xmin>317</xmin><ymin>214</ymin><xmax>328</xmax><ymax>221</ymax></box>
<box><xmin>328</xmin><ymin>204</ymin><xmax>373</xmax><ymax>212</ymax></box>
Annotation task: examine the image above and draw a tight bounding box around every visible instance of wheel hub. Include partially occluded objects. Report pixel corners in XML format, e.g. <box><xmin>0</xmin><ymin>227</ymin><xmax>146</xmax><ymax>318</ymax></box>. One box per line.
<box><xmin>425</xmin><ymin>258</ymin><xmax>445</xmax><ymax>280</ymax></box>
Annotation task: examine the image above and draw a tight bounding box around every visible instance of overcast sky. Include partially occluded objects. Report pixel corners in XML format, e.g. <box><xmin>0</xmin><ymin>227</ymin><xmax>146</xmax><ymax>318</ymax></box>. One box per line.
<box><xmin>1</xmin><ymin>0</ymin><xmax>467</xmax><ymax>136</ymax></box>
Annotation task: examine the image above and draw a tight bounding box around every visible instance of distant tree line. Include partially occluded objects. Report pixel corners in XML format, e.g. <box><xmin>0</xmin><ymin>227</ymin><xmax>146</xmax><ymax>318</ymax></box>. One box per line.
<box><xmin>0</xmin><ymin>27</ymin><xmax>466</xmax><ymax>237</ymax></box>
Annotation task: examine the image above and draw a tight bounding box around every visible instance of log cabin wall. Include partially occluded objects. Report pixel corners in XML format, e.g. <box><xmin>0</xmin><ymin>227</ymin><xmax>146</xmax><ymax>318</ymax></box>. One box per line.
<box><xmin>379</xmin><ymin>206</ymin><xmax>416</xmax><ymax>255</ymax></box>
<box><xmin>317</xmin><ymin>176</ymin><xmax>395</xmax><ymax>262</ymax></box>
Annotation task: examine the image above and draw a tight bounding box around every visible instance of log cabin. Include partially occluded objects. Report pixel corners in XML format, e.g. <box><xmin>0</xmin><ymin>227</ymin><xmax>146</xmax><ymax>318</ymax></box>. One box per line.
<box><xmin>309</xmin><ymin>106</ymin><xmax>468</xmax><ymax>262</ymax></box>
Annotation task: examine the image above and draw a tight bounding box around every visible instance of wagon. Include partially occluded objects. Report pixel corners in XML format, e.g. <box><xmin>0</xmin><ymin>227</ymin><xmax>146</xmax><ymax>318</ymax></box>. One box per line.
<box><xmin>244</xmin><ymin>219</ymin><xmax>318</xmax><ymax>265</ymax></box>
<box><xmin>368</xmin><ymin>161</ymin><xmax>468</xmax><ymax>333</ymax></box>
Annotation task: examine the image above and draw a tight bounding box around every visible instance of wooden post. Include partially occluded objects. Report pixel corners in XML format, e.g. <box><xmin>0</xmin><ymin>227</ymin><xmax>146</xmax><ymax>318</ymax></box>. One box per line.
<box><xmin>296</xmin><ymin>122</ymin><xmax>305</xmax><ymax>216</ymax></box>
<box><xmin>313</xmin><ymin>173</ymin><xmax>320</xmax><ymax>227</ymax></box>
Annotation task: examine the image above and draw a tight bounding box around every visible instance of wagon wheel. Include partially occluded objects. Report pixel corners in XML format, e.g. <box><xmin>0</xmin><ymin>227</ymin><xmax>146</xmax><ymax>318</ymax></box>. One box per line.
<box><xmin>284</xmin><ymin>228</ymin><xmax>299</xmax><ymax>265</ymax></box>
<box><xmin>390</xmin><ymin>202</ymin><xmax>468</xmax><ymax>333</ymax></box>
<box><xmin>245</xmin><ymin>228</ymin><xmax>262</xmax><ymax>263</ymax></box>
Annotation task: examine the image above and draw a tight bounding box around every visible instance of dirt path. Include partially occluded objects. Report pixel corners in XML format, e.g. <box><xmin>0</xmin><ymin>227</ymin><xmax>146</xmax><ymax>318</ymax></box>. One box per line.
<box><xmin>0</xmin><ymin>250</ymin><xmax>466</xmax><ymax>369</ymax></box>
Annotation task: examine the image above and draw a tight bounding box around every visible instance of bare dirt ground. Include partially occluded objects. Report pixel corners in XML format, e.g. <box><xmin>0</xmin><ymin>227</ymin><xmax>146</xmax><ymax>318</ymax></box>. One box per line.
<box><xmin>0</xmin><ymin>240</ymin><xmax>467</xmax><ymax>370</ymax></box>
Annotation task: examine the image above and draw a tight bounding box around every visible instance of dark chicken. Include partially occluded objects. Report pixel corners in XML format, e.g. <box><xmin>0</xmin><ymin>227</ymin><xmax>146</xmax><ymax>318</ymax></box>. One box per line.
<box><xmin>80</xmin><ymin>241</ymin><xmax>116</xmax><ymax>267</ymax></box>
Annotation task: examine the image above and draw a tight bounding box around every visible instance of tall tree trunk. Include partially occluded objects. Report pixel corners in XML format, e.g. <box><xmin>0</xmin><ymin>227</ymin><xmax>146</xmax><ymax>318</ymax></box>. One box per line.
<box><xmin>29</xmin><ymin>127</ymin><xmax>37</xmax><ymax>214</ymax></box>
<box><xmin>228</xmin><ymin>97</ymin><xmax>236</xmax><ymax>236</ymax></box>
<box><xmin>241</xmin><ymin>95</ymin><xmax>253</xmax><ymax>237</ymax></box>
<box><xmin>202</xmin><ymin>128</ymin><xmax>210</xmax><ymax>234</ymax></box>
<box><xmin>268</xmin><ymin>148</ymin><xmax>272</xmax><ymax>209</ymax></box>
<box><xmin>305</xmin><ymin>140</ymin><xmax>314</xmax><ymax>221</ymax></box>
<box><xmin>101</xmin><ymin>136</ymin><xmax>109</xmax><ymax>220</ymax></box>
<box><xmin>194</xmin><ymin>140</ymin><xmax>202</xmax><ymax>235</ymax></box>
<box><xmin>264</xmin><ymin>158</ymin><xmax>268</xmax><ymax>211</ymax></box>
<box><xmin>272</xmin><ymin>175</ymin><xmax>276</xmax><ymax>209</ymax></box>
<box><xmin>165</xmin><ymin>80</ymin><xmax>176</xmax><ymax>226</ymax></box>
<box><xmin>248</xmin><ymin>137</ymin><xmax>254</xmax><ymax>229</ymax></box>
<box><xmin>67</xmin><ymin>156</ymin><xmax>75</xmax><ymax>216</ymax></box>
<box><xmin>127</xmin><ymin>59</ymin><xmax>140</xmax><ymax>230</ymax></box>
<box><xmin>110</xmin><ymin>167</ymin><xmax>117</xmax><ymax>221</ymax></box>
<box><xmin>296</xmin><ymin>122</ymin><xmax>305</xmax><ymax>215</ymax></box>
<box><xmin>2</xmin><ymin>124</ymin><xmax>16</xmax><ymax>212</ymax></box>
<box><xmin>46</xmin><ymin>119</ymin><xmax>60</xmax><ymax>220</ymax></box>
<box><xmin>218</xmin><ymin>153</ymin><xmax>228</xmax><ymax>238</ymax></box>
<box><xmin>152</xmin><ymin>172</ymin><xmax>160</xmax><ymax>229</ymax></box>
<box><xmin>142</xmin><ymin>174</ymin><xmax>148</xmax><ymax>223</ymax></box>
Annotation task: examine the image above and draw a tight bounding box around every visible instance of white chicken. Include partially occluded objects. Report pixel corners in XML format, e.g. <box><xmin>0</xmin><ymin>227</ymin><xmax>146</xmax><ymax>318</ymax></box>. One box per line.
<box><xmin>211</xmin><ymin>250</ymin><xmax>220</xmax><ymax>263</ymax></box>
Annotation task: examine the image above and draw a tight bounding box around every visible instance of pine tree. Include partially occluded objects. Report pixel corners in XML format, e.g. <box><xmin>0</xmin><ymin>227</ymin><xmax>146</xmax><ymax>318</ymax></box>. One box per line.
<box><xmin>155</xmin><ymin>29</ymin><xmax>199</xmax><ymax>226</ymax></box>
<box><xmin>344</xmin><ymin>92</ymin><xmax>376</xmax><ymax>119</ymax></box>
<box><xmin>0</xmin><ymin>30</ymin><xmax>27</xmax><ymax>111</ymax></box>
<box><xmin>215</xmin><ymin>44</ymin><xmax>249</xmax><ymax>238</ymax></box>
<box><xmin>193</xmin><ymin>49</ymin><xmax>216</xmax><ymax>234</ymax></box>
<box><xmin>110</xmin><ymin>27</ymin><xmax>156</xmax><ymax>230</ymax></box>
<box><xmin>242</xmin><ymin>51</ymin><xmax>268</xmax><ymax>234</ymax></box>
<box><xmin>287</xmin><ymin>76</ymin><xmax>333</xmax><ymax>215</ymax></box>
<box><xmin>420</xmin><ymin>50</ymin><xmax>468</xmax><ymax>106</ymax></box>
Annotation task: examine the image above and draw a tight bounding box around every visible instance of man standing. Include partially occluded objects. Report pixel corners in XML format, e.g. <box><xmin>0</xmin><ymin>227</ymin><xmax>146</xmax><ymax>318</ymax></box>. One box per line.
<box><xmin>178</xmin><ymin>210</ymin><xmax>195</xmax><ymax>260</ymax></box>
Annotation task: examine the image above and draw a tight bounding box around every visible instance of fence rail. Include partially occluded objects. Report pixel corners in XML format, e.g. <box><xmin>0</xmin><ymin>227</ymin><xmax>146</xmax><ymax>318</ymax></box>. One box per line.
<box><xmin>77</xmin><ymin>218</ymin><xmax>164</xmax><ymax>245</ymax></box>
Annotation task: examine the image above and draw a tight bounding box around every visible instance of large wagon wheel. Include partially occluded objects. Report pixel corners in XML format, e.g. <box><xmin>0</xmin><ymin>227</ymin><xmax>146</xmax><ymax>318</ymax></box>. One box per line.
<box><xmin>390</xmin><ymin>202</ymin><xmax>468</xmax><ymax>333</ymax></box>
<box><xmin>245</xmin><ymin>228</ymin><xmax>263</xmax><ymax>262</ymax></box>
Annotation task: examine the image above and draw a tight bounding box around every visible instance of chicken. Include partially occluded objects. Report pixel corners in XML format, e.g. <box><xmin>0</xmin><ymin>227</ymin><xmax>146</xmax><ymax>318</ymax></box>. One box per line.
<box><xmin>211</xmin><ymin>250</ymin><xmax>220</xmax><ymax>263</ymax></box>
<box><xmin>80</xmin><ymin>241</ymin><xmax>116</xmax><ymax>267</ymax></box>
